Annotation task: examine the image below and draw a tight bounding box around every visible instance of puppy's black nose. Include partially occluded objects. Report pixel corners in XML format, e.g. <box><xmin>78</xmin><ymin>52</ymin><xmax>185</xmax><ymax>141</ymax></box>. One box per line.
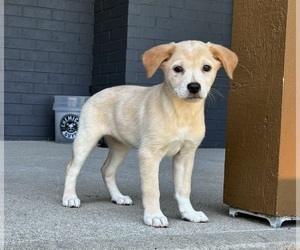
<box><xmin>187</xmin><ymin>82</ymin><xmax>201</xmax><ymax>94</ymax></box>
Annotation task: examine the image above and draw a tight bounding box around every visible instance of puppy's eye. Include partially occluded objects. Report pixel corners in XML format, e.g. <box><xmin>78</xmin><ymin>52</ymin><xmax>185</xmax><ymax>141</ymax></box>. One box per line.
<box><xmin>173</xmin><ymin>66</ymin><xmax>184</xmax><ymax>73</ymax></box>
<box><xmin>203</xmin><ymin>65</ymin><xmax>211</xmax><ymax>72</ymax></box>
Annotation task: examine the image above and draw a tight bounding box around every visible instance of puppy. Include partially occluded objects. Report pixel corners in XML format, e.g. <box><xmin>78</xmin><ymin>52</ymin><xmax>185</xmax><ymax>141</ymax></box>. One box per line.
<box><xmin>62</xmin><ymin>40</ymin><xmax>238</xmax><ymax>227</ymax></box>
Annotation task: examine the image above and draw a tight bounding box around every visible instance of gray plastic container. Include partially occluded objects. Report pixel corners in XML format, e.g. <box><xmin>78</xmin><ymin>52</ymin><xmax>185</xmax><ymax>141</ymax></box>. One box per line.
<box><xmin>53</xmin><ymin>96</ymin><xmax>89</xmax><ymax>143</ymax></box>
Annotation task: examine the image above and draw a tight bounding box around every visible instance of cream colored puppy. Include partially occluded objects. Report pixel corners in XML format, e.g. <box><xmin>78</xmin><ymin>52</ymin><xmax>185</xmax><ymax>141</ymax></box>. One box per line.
<box><xmin>62</xmin><ymin>40</ymin><xmax>238</xmax><ymax>227</ymax></box>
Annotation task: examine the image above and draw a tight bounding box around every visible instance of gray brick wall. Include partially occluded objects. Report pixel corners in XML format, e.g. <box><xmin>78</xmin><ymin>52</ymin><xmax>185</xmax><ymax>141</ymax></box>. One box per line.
<box><xmin>92</xmin><ymin>0</ymin><xmax>128</xmax><ymax>94</ymax></box>
<box><xmin>125</xmin><ymin>0</ymin><xmax>234</xmax><ymax>147</ymax></box>
<box><xmin>5</xmin><ymin>0</ymin><xmax>94</xmax><ymax>140</ymax></box>
<box><xmin>5</xmin><ymin>0</ymin><xmax>234</xmax><ymax>147</ymax></box>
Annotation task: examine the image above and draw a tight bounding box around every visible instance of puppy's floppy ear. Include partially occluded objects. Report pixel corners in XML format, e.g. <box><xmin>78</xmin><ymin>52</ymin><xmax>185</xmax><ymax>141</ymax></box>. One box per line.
<box><xmin>208</xmin><ymin>43</ymin><xmax>238</xmax><ymax>79</ymax></box>
<box><xmin>142</xmin><ymin>42</ymin><xmax>176</xmax><ymax>78</ymax></box>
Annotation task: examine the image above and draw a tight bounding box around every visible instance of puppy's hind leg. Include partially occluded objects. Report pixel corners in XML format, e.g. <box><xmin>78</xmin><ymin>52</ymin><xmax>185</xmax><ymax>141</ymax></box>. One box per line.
<box><xmin>101</xmin><ymin>136</ymin><xmax>133</xmax><ymax>205</ymax></box>
<box><xmin>62</xmin><ymin>129</ymin><xmax>102</xmax><ymax>208</ymax></box>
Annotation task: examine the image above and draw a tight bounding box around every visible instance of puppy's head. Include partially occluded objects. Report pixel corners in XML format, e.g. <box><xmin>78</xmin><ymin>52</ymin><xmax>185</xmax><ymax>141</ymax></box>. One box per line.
<box><xmin>142</xmin><ymin>40</ymin><xmax>238</xmax><ymax>101</ymax></box>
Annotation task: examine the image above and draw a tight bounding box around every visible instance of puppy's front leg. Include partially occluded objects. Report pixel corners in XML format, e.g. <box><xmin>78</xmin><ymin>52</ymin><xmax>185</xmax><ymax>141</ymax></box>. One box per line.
<box><xmin>173</xmin><ymin>147</ymin><xmax>209</xmax><ymax>223</ymax></box>
<box><xmin>139</xmin><ymin>150</ymin><xmax>168</xmax><ymax>228</ymax></box>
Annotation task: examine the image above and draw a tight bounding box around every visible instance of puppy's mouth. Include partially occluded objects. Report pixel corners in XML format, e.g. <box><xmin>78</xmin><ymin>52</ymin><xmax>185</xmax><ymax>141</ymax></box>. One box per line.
<box><xmin>185</xmin><ymin>93</ymin><xmax>204</xmax><ymax>101</ymax></box>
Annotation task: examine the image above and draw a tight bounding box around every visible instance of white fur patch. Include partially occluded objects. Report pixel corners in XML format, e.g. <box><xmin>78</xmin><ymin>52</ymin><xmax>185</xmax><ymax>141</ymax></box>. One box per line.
<box><xmin>176</xmin><ymin>195</ymin><xmax>209</xmax><ymax>223</ymax></box>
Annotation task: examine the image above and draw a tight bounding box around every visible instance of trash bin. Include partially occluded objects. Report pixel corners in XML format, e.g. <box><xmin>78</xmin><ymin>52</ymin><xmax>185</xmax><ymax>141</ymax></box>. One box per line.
<box><xmin>53</xmin><ymin>96</ymin><xmax>89</xmax><ymax>143</ymax></box>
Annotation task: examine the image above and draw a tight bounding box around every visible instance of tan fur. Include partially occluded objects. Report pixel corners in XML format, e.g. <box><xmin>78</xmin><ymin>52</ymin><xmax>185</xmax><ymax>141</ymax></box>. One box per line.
<box><xmin>62</xmin><ymin>40</ymin><xmax>238</xmax><ymax>227</ymax></box>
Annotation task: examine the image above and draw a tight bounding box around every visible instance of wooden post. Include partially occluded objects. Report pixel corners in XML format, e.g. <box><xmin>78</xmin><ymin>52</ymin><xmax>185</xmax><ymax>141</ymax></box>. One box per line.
<box><xmin>223</xmin><ymin>0</ymin><xmax>297</xmax><ymax>227</ymax></box>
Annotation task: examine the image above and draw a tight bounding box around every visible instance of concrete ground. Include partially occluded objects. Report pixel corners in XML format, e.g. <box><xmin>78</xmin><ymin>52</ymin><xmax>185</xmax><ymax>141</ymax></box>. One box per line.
<box><xmin>4</xmin><ymin>141</ymin><xmax>299</xmax><ymax>249</ymax></box>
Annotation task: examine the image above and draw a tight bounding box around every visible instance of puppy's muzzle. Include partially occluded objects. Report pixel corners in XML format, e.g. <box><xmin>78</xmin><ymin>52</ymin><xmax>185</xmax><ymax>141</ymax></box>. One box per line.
<box><xmin>187</xmin><ymin>82</ymin><xmax>201</xmax><ymax>94</ymax></box>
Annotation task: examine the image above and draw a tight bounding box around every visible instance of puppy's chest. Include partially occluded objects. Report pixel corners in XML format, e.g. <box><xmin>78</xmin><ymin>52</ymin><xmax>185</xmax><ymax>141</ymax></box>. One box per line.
<box><xmin>165</xmin><ymin>126</ymin><xmax>205</xmax><ymax>156</ymax></box>
<box><xmin>174</xmin><ymin>125</ymin><xmax>204</xmax><ymax>142</ymax></box>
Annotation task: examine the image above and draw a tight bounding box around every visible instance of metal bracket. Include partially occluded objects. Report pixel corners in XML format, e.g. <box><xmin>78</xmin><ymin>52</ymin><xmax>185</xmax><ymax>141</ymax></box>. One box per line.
<box><xmin>229</xmin><ymin>207</ymin><xmax>299</xmax><ymax>228</ymax></box>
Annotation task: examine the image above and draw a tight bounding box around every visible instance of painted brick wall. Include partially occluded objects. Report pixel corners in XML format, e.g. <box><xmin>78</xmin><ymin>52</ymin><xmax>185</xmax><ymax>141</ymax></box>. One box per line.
<box><xmin>92</xmin><ymin>0</ymin><xmax>128</xmax><ymax>94</ymax></box>
<box><xmin>5</xmin><ymin>0</ymin><xmax>234</xmax><ymax>147</ymax></box>
<box><xmin>5</xmin><ymin>0</ymin><xmax>94</xmax><ymax>140</ymax></box>
<box><xmin>126</xmin><ymin>0</ymin><xmax>234</xmax><ymax>147</ymax></box>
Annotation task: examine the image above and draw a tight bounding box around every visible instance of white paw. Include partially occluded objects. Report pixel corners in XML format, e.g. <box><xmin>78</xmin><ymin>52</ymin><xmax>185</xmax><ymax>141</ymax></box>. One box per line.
<box><xmin>144</xmin><ymin>212</ymin><xmax>169</xmax><ymax>228</ymax></box>
<box><xmin>181</xmin><ymin>210</ymin><xmax>209</xmax><ymax>223</ymax></box>
<box><xmin>112</xmin><ymin>195</ymin><xmax>133</xmax><ymax>205</ymax></box>
<box><xmin>62</xmin><ymin>195</ymin><xmax>81</xmax><ymax>208</ymax></box>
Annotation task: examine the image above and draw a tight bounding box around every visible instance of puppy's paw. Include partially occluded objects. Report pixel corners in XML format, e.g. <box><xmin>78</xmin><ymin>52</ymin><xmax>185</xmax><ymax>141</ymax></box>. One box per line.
<box><xmin>144</xmin><ymin>212</ymin><xmax>169</xmax><ymax>228</ymax></box>
<box><xmin>182</xmin><ymin>210</ymin><xmax>209</xmax><ymax>223</ymax></box>
<box><xmin>62</xmin><ymin>195</ymin><xmax>81</xmax><ymax>208</ymax></box>
<box><xmin>112</xmin><ymin>195</ymin><xmax>133</xmax><ymax>205</ymax></box>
